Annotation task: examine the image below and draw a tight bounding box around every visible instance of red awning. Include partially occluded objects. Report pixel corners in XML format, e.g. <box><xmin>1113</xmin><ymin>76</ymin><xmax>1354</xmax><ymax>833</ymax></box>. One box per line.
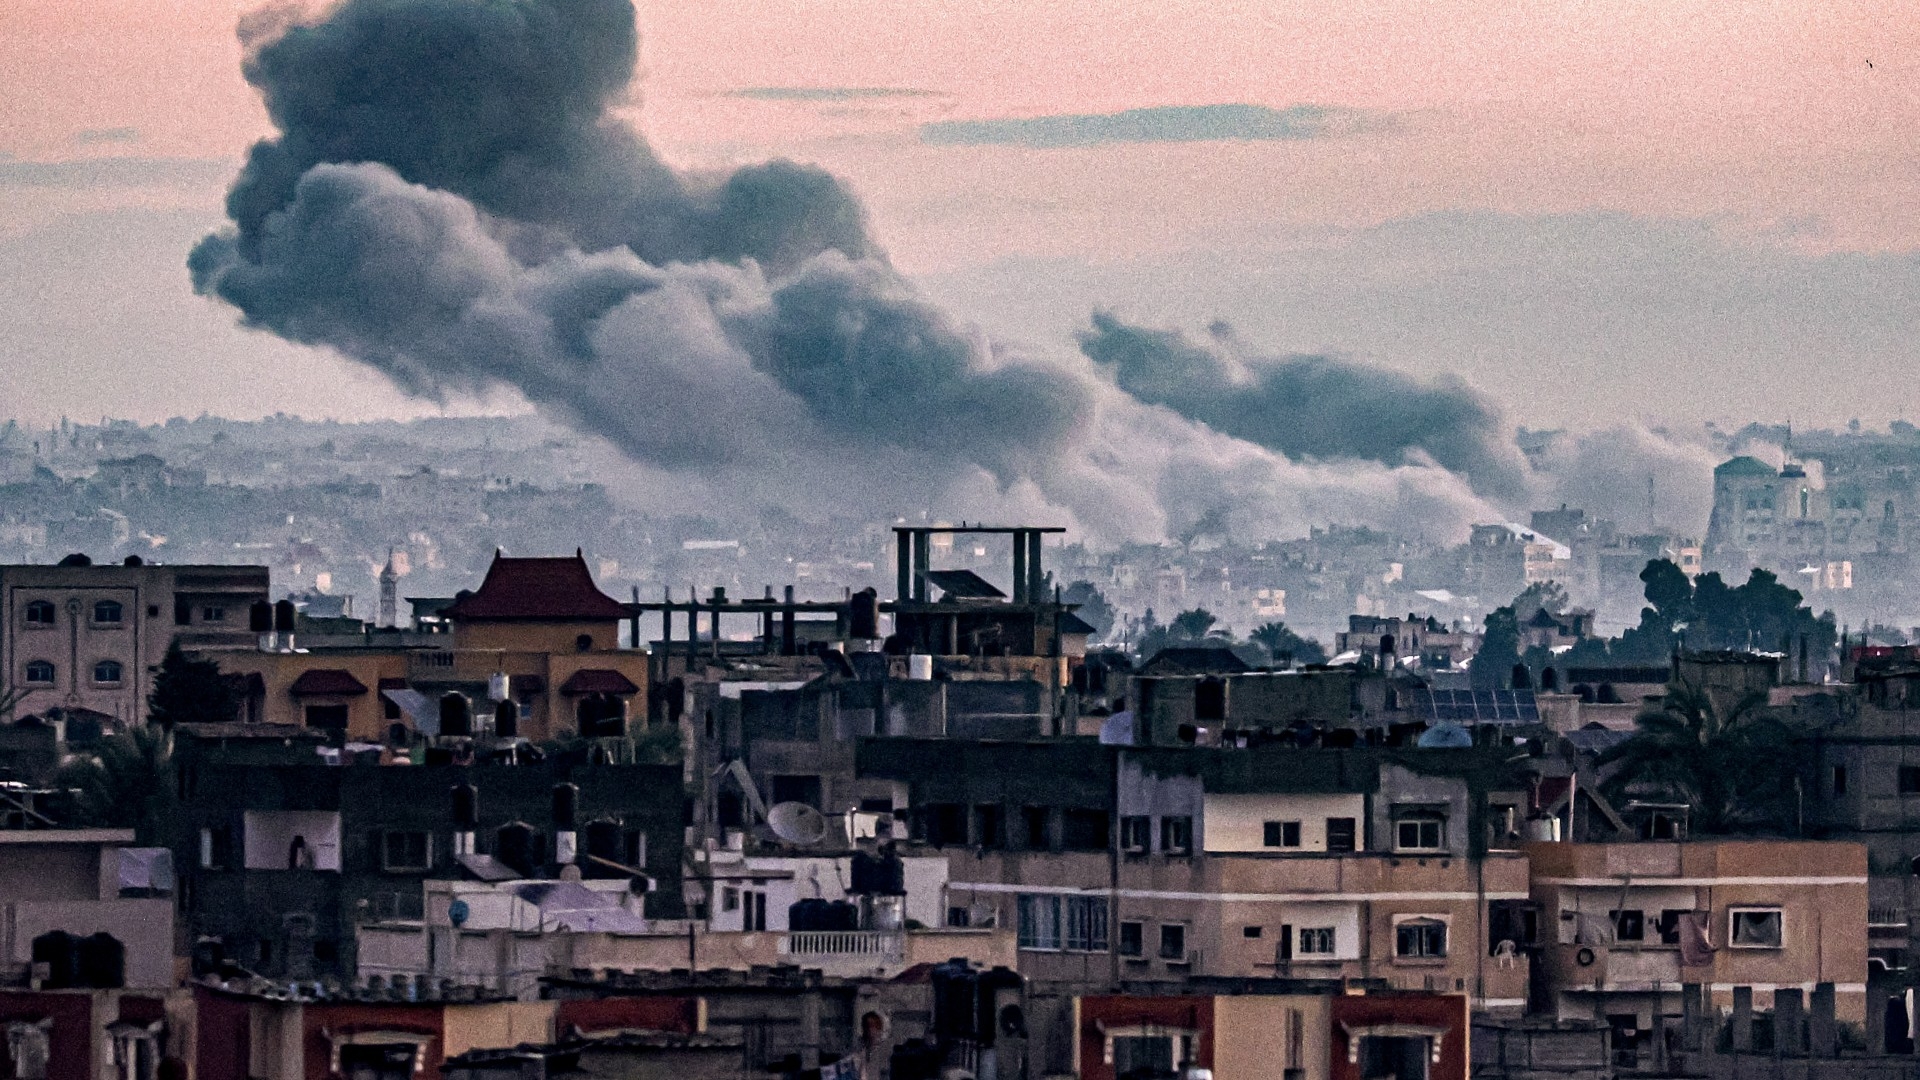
<box><xmin>559</xmin><ymin>669</ymin><xmax>640</xmax><ymax>696</ymax></box>
<box><xmin>289</xmin><ymin>669</ymin><xmax>370</xmax><ymax>697</ymax></box>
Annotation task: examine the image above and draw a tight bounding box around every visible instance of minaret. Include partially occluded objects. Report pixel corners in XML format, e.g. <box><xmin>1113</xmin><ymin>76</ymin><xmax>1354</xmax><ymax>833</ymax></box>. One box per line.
<box><xmin>378</xmin><ymin>549</ymin><xmax>398</xmax><ymax>629</ymax></box>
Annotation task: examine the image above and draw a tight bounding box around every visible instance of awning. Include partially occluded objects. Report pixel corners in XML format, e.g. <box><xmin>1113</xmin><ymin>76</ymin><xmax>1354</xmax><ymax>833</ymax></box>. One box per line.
<box><xmin>559</xmin><ymin>669</ymin><xmax>640</xmax><ymax>696</ymax></box>
<box><xmin>513</xmin><ymin>881</ymin><xmax>648</xmax><ymax>934</ymax></box>
<box><xmin>289</xmin><ymin>669</ymin><xmax>369</xmax><ymax>696</ymax></box>
<box><xmin>381</xmin><ymin>688</ymin><xmax>436</xmax><ymax>734</ymax></box>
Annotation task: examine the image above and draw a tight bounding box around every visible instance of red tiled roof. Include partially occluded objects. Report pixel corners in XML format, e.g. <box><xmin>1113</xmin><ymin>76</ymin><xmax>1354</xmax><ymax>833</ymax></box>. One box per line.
<box><xmin>560</xmin><ymin>669</ymin><xmax>641</xmax><ymax>696</ymax></box>
<box><xmin>289</xmin><ymin>669</ymin><xmax>369</xmax><ymax>696</ymax></box>
<box><xmin>442</xmin><ymin>551</ymin><xmax>626</xmax><ymax>621</ymax></box>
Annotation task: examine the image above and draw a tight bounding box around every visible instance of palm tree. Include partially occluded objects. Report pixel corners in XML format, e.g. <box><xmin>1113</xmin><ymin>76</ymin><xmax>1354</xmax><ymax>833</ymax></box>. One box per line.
<box><xmin>1595</xmin><ymin>680</ymin><xmax>1800</xmax><ymax>835</ymax></box>
<box><xmin>1250</xmin><ymin>621</ymin><xmax>1327</xmax><ymax>665</ymax></box>
<box><xmin>54</xmin><ymin>726</ymin><xmax>176</xmax><ymax>844</ymax></box>
<box><xmin>1169</xmin><ymin>608</ymin><xmax>1227</xmax><ymax>642</ymax></box>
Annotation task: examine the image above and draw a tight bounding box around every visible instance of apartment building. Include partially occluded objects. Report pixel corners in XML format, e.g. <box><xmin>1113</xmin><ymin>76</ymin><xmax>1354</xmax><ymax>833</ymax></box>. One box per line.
<box><xmin>1</xmin><ymin>559</ymin><xmax>267</xmax><ymax>725</ymax></box>
<box><xmin>1525</xmin><ymin>839</ymin><xmax>1867</xmax><ymax>1060</ymax></box>
<box><xmin>860</xmin><ymin>740</ymin><xmax>1535</xmax><ymax>1015</ymax></box>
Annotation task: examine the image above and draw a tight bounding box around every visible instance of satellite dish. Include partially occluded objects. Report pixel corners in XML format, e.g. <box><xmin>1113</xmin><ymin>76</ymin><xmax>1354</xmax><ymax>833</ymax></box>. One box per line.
<box><xmin>448</xmin><ymin>899</ymin><xmax>470</xmax><ymax>927</ymax></box>
<box><xmin>767</xmin><ymin>802</ymin><xmax>830</xmax><ymax>846</ymax></box>
<box><xmin>1417</xmin><ymin>721</ymin><xmax>1475</xmax><ymax>749</ymax></box>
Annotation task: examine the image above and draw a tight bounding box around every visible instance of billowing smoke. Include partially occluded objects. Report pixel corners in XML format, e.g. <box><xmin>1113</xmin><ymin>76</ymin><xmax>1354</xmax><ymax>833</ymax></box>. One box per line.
<box><xmin>1523</xmin><ymin>425</ymin><xmax>1719</xmax><ymax>538</ymax></box>
<box><xmin>1078</xmin><ymin>312</ymin><xmax>1530</xmax><ymax>500</ymax></box>
<box><xmin>192</xmin><ymin>0</ymin><xmax>1516</xmax><ymax>544</ymax></box>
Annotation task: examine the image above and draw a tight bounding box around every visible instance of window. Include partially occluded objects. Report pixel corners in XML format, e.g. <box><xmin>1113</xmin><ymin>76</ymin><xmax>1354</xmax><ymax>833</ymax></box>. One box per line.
<box><xmin>721</xmin><ymin>887</ymin><xmax>740</xmax><ymax>912</ymax></box>
<box><xmin>1902</xmin><ymin>768</ymin><xmax>1920</xmax><ymax>796</ymax></box>
<box><xmin>1021</xmin><ymin>806</ymin><xmax>1051</xmax><ymax>850</ymax></box>
<box><xmin>1394</xmin><ymin>813</ymin><xmax>1445</xmax><ymax>852</ymax></box>
<box><xmin>1017</xmin><ymin>895</ymin><xmax>1060</xmax><ymax>950</ymax></box>
<box><xmin>22</xmin><ymin>661</ymin><xmax>54</xmax><ymax>685</ymax></box>
<box><xmin>1395</xmin><ymin>918</ymin><xmax>1448</xmax><ymax>958</ymax></box>
<box><xmin>1065</xmin><ymin>895</ymin><xmax>1109</xmax><ymax>952</ymax></box>
<box><xmin>922</xmin><ymin>804</ymin><xmax>967</xmax><ymax>847</ymax></box>
<box><xmin>22</xmin><ymin>601</ymin><xmax>55</xmax><ymax>627</ymax></box>
<box><xmin>1158</xmin><ymin>923</ymin><xmax>1187</xmax><ymax>961</ymax></box>
<box><xmin>1729</xmin><ymin>907</ymin><xmax>1783</xmax><ymax>948</ymax></box>
<box><xmin>1833</xmin><ymin>765</ymin><xmax>1848</xmax><ymax>796</ymax></box>
<box><xmin>1612</xmin><ymin>909</ymin><xmax>1645</xmax><ymax>942</ymax></box>
<box><xmin>201</xmin><ymin>606</ymin><xmax>226</xmax><ymax>622</ymax></box>
<box><xmin>974</xmin><ymin>804</ymin><xmax>1004</xmax><ymax>848</ymax></box>
<box><xmin>1656</xmin><ymin>909</ymin><xmax>1692</xmax><ymax>945</ymax></box>
<box><xmin>92</xmin><ymin>600</ymin><xmax>124</xmax><ymax>625</ymax></box>
<box><xmin>381</xmin><ymin>830</ymin><xmax>431</xmax><ymax>872</ymax></box>
<box><xmin>305</xmin><ymin>704</ymin><xmax>349</xmax><ymax>730</ymax></box>
<box><xmin>92</xmin><ymin>660</ymin><xmax>123</xmax><ymax>685</ymax></box>
<box><xmin>1264</xmin><ymin>821</ymin><xmax>1302</xmax><ymax>848</ymax></box>
<box><xmin>1120</xmin><ymin>815</ymin><xmax>1151</xmax><ymax>853</ymax></box>
<box><xmin>1160</xmin><ymin>815</ymin><xmax>1193</xmax><ymax>855</ymax></box>
<box><xmin>173</xmin><ymin>599</ymin><xmax>192</xmax><ymax>626</ymax></box>
<box><xmin>1062</xmin><ymin>808</ymin><xmax>1110</xmax><ymax>851</ymax></box>
<box><xmin>1018</xmin><ymin>895</ymin><xmax>1107</xmax><ymax>952</ymax></box>
<box><xmin>1299</xmin><ymin>927</ymin><xmax>1337</xmax><ymax>956</ymax></box>
<box><xmin>1118</xmin><ymin>921</ymin><xmax>1144</xmax><ymax>957</ymax></box>
<box><xmin>1243</xmin><ymin>925</ymin><xmax>1263</xmax><ymax>938</ymax></box>
<box><xmin>111</xmin><ymin>1029</ymin><xmax>158</xmax><ymax>1080</ymax></box>
<box><xmin>1326</xmin><ymin>817</ymin><xmax>1357</xmax><ymax>853</ymax></box>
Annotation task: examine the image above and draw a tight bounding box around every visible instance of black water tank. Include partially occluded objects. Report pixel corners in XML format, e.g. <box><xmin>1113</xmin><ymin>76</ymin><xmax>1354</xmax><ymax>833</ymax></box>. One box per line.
<box><xmin>249</xmin><ymin>601</ymin><xmax>273</xmax><ymax>633</ymax></box>
<box><xmin>496</xmin><ymin>822</ymin><xmax>538</xmax><ymax>875</ymax></box>
<box><xmin>31</xmin><ymin>931</ymin><xmax>78</xmax><ymax>989</ymax></box>
<box><xmin>494</xmin><ymin>700</ymin><xmax>517</xmax><ymax>739</ymax></box>
<box><xmin>850</xmin><ymin>588</ymin><xmax>880</xmax><ymax>640</ymax></box>
<box><xmin>789</xmin><ymin>898</ymin><xmax>832</xmax><ymax>932</ymax></box>
<box><xmin>451</xmin><ymin>783</ymin><xmax>480</xmax><ymax>829</ymax></box>
<box><xmin>76</xmin><ymin>932</ymin><xmax>124</xmax><ymax>989</ymax></box>
<box><xmin>1541</xmin><ymin>667</ymin><xmax>1560</xmax><ymax>692</ymax></box>
<box><xmin>976</xmin><ymin>965</ymin><xmax>1025</xmax><ymax>1047</ymax></box>
<box><xmin>1510</xmin><ymin>663</ymin><xmax>1532</xmax><ymax>690</ymax></box>
<box><xmin>273</xmin><ymin>599</ymin><xmax>296</xmax><ymax>634</ymax></box>
<box><xmin>824</xmin><ymin>900</ymin><xmax>860</xmax><ymax>931</ymax></box>
<box><xmin>440</xmin><ymin>694</ymin><xmax>472</xmax><ymax>737</ymax></box>
<box><xmin>58</xmin><ymin>553</ymin><xmax>91</xmax><ymax>567</ymax></box>
<box><xmin>551</xmin><ymin>783</ymin><xmax>578</xmax><ymax>829</ymax></box>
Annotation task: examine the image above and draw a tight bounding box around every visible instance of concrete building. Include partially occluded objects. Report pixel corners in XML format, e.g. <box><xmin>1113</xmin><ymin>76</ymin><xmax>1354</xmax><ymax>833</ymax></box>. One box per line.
<box><xmin>1</xmin><ymin>559</ymin><xmax>267</xmax><ymax>726</ymax></box>
<box><xmin>1525</xmin><ymin>839</ymin><xmax>1868</xmax><ymax>1062</ymax></box>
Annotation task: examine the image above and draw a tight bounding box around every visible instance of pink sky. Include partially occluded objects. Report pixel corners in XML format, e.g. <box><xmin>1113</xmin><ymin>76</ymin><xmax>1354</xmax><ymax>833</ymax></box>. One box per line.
<box><xmin>2</xmin><ymin>0</ymin><xmax>1918</xmax><ymax>427</ymax></box>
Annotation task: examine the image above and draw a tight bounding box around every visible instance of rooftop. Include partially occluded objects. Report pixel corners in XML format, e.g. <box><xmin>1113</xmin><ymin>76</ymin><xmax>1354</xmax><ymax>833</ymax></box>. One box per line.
<box><xmin>442</xmin><ymin>551</ymin><xmax>626</xmax><ymax>622</ymax></box>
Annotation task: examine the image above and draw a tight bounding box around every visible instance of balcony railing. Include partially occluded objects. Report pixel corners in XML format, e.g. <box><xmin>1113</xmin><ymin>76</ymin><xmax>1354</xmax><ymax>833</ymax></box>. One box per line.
<box><xmin>780</xmin><ymin>931</ymin><xmax>905</xmax><ymax>959</ymax></box>
<box><xmin>1869</xmin><ymin>907</ymin><xmax>1908</xmax><ymax>930</ymax></box>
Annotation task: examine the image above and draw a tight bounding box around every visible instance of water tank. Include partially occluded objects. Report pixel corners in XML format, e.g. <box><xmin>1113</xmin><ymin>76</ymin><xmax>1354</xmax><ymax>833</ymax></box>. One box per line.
<box><xmin>824</xmin><ymin>900</ymin><xmax>860</xmax><ymax>931</ymax></box>
<box><xmin>851</xmin><ymin>850</ymin><xmax>906</xmax><ymax>895</ymax></box>
<box><xmin>274</xmin><ymin>599</ymin><xmax>297</xmax><ymax>634</ymax></box>
<box><xmin>551</xmin><ymin>783</ymin><xmax>579</xmax><ymax>829</ymax></box>
<box><xmin>494</xmin><ymin>700</ymin><xmax>517</xmax><ymax>739</ymax></box>
<box><xmin>849</xmin><ymin>588</ymin><xmax>880</xmax><ymax>640</ymax></box>
<box><xmin>450</xmin><ymin>783</ymin><xmax>480</xmax><ymax>828</ymax></box>
<box><xmin>495</xmin><ymin>822</ymin><xmax>538</xmax><ymax>876</ymax></box>
<box><xmin>249</xmin><ymin>601</ymin><xmax>274</xmax><ymax>633</ymax></box>
<box><xmin>488</xmin><ymin>672</ymin><xmax>511</xmax><ymax>702</ymax></box>
<box><xmin>439</xmin><ymin>694</ymin><xmax>472</xmax><ymax>738</ymax></box>
<box><xmin>31</xmin><ymin>931</ymin><xmax>78</xmax><ymax>989</ymax></box>
<box><xmin>929</xmin><ymin>962</ymin><xmax>979</xmax><ymax>1041</ymax></box>
<box><xmin>789</xmin><ymin>898</ymin><xmax>832</xmax><ymax>932</ymax></box>
<box><xmin>76</xmin><ymin>933</ymin><xmax>125</xmax><ymax>989</ymax></box>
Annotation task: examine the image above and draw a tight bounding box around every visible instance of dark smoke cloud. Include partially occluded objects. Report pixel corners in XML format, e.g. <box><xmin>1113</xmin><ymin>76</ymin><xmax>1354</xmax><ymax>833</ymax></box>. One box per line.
<box><xmin>192</xmin><ymin>0</ymin><xmax>1506</xmax><ymax>544</ymax></box>
<box><xmin>1079</xmin><ymin>312</ymin><xmax>1529</xmax><ymax>499</ymax></box>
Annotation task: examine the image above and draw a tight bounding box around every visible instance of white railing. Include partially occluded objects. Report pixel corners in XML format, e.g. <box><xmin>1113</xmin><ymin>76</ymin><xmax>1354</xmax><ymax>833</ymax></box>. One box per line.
<box><xmin>781</xmin><ymin>931</ymin><xmax>905</xmax><ymax>959</ymax></box>
<box><xmin>1869</xmin><ymin>907</ymin><xmax>1908</xmax><ymax>929</ymax></box>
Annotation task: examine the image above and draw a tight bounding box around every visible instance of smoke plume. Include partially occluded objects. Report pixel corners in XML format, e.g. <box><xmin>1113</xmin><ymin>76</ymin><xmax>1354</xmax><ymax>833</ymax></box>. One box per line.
<box><xmin>193</xmin><ymin>0</ymin><xmax>1517</xmax><ymax>544</ymax></box>
<box><xmin>1078</xmin><ymin>312</ymin><xmax>1530</xmax><ymax>500</ymax></box>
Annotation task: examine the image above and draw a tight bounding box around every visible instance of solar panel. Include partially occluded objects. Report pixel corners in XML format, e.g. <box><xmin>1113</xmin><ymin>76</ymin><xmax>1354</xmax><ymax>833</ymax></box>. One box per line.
<box><xmin>1410</xmin><ymin>688</ymin><xmax>1538</xmax><ymax>725</ymax></box>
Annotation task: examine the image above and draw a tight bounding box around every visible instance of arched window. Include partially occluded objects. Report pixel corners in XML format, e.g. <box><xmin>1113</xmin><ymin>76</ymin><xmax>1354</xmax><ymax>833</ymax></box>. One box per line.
<box><xmin>92</xmin><ymin>660</ymin><xmax>123</xmax><ymax>684</ymax></box>
<box><xmin>92</xmin><ymin>600</ymin><xmax>123</xmax><ymax>625</ymax></box>
<box><xmin>23</xmin><ymin>600</ymin><xmax>55</xmax><ymax>626</ymax></box>
<box><xmin>24</xmin><ymin>660</ymin><xmax>55</xmax><ymax>684</ymax></box>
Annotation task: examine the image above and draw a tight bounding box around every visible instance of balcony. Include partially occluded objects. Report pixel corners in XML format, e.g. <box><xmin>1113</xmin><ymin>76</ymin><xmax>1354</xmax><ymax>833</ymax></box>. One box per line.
<box><xmin>1869</xmin><ymin>907</ymin><xmax>1908</xmax><ymax>932</ymax></box>
<box><xmin>781</xmin><ymin>930</ymin><xmax>905</xmax><ymax>961</ymax></box>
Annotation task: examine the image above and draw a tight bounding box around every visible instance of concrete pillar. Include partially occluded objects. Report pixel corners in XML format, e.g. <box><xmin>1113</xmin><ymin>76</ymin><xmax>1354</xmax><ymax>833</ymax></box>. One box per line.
<box><xmin>1809</xmin><ymin>982</ymin><xmax>1836</xmax><ymax>1056</ymax></box>
<box><xmin>1775</xmin><ymin>987</ymin><xmax>1805</xmax><ymax>1055</ymax></box>
<box><xmin>1731</xmin><ymin>986</ymin><xmax>1754</xmax><ymax>1053</ymax></box>
<box><xmin>1027</xmin><ymin>531</ymin><xmax>1044</xmax><ymax>604</ymax></box>
<box><xmin>897</xmin><ymin>533</ymin><xmax>913</xmax><ymax>603</ymax></box>
<box><xmin>800</xmin><ymin>987</ymin><xmax>822</xmax><ymax>1070</ymax></box>
<box><xmin>1681</xmin><ymin>983</ymin><xmax>1703</xmax><ymax>1052</ymax></box>
<box><xmin>1012</xmin><ymin>533</ymin><xmax>1028</xmax><ymax>604</ymax></box>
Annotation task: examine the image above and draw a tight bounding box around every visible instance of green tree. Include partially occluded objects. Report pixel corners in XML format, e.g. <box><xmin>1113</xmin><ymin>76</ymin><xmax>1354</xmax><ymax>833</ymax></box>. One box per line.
<box><xmin>1250</xmin><ymin>621</ymin><xmax>1327</xmax><ymax>665</ymax></box>
<box><xmin>1512</xmin><ymin>581</ymin><xmax>1569</xmax><ymax>623</ymax></box>
<box><xmin>54</xmin><ymin>726</ymin><xmax>176</xmax><ymax>844</ymax></box>
<box><xmin>1469</xmin><ymin>606</ymin><xmax>1520</xmax><ymax>690</ymax></box>
<box><xmin>1596</xmin><ymin>681</ymin><xmax>1802</xmax><ymax>835</ymax></box>
<box><xmin>1169</xmin><ymin>608</ymin><xmax>1226</xmax><ymax>642</ymax></box>
<box><xmin>147</xmin><ymin>641</ymin><xmax>237</xmax><ymax>728</ymax></box>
